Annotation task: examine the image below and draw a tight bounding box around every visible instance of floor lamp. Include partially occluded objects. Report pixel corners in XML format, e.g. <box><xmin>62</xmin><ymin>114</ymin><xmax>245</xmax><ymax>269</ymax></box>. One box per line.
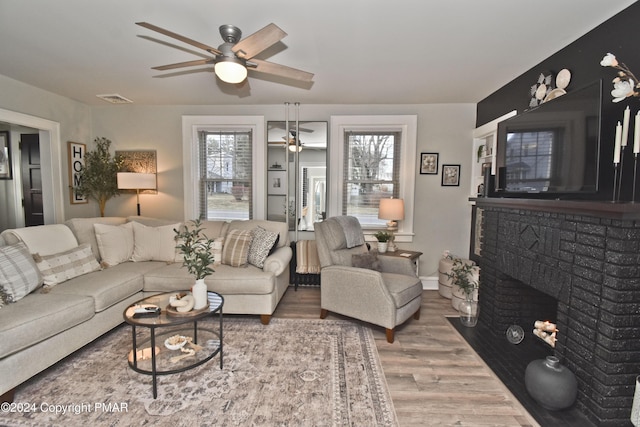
<box><xmin>117</xmin><ymin>172</ymin><xmax>156</xmax><ymax>216</ymax></box>
<box><xmin>378</xmin><ymin>198</ymin><xmax>405</xmax><ymax>252</ymax></box>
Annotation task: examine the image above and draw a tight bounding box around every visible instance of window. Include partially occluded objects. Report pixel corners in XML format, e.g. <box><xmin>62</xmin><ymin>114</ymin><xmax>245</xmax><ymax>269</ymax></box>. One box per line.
<box><xmin>199</xmin><ymin>130</ymin><xmax>252</xmax><ymax>220</ymax></box>
<box><xmin>182</xmin><ymin>116</ymin><xmax>265</xmax><ymax>221</ymax></box>
<box><xmin>505</xmin><ymin>129</ymin><xmax>554</xmax><ymax>191</ymax></box>
<box><xmin>343</xmin><ymin>131</ymin><xmax>401</xmax><ymax>227</ymax></box>
<box><xmin>329</xmin><ymin>115</ymin><xmax>417</xmax><ymax>242</ymax></box>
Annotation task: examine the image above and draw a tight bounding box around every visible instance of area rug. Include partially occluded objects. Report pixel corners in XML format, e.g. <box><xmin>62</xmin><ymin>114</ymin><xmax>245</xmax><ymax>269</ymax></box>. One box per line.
<box><xmin>5</xmin><ymin>318</ymin><xmax>397</xmax><ymax>426</ymax></box>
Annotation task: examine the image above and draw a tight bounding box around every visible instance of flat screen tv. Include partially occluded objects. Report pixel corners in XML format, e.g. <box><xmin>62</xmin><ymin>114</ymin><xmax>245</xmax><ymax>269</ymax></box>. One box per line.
<box><xmin>494</xmin><ymin>80</ymin><xmax>602</xmax><ymax>199</ymax></box>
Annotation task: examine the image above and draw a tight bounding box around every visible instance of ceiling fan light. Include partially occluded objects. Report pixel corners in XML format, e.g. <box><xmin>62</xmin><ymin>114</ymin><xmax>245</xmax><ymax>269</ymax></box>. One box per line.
<box><xmin>214</xmin><ymin>59</ymin><xmax>247</xmax><ymax>84</ymax></box>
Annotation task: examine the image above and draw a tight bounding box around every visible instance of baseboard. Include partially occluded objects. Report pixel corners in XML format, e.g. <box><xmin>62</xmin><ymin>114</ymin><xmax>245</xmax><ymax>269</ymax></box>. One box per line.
<box><xmin>420</xmin><ymin>275</ymin><xmax>438</xmax><ymax>290</ymax></box>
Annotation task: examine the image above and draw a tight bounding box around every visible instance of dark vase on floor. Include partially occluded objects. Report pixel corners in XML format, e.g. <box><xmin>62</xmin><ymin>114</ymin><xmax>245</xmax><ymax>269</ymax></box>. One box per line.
<box><xmin>525</xmin><ymin>356</ymin><xmax>577</xmax><ymax>410</ymax></box>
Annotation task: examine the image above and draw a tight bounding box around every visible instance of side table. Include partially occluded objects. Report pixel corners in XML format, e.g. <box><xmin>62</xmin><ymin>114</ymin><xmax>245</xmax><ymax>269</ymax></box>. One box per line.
<box><xmin>379</xmin><ymin>249</ymin><xmax>423</xmax><ymax>275</ymax></box>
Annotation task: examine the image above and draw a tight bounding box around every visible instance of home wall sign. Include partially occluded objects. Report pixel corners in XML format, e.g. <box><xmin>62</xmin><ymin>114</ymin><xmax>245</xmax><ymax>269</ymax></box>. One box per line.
<box><xmin>68</xmin><ymin>141</ymin><xmax>87</xmax><ymax>203</ymax></box>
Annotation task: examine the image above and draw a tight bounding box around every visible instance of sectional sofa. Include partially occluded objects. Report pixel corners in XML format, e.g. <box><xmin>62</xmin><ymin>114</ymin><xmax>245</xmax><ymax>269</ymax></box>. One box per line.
<box><xmin>0</xmin><ymin>216</ymin><xmax>291</xmax><ymax>400</ymax></box>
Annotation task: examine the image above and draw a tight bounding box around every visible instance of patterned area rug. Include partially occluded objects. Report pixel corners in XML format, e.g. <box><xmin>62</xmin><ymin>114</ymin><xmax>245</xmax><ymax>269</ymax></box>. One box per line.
<box><xmin>5</xmin><ymin>318</ymin><xmax>397</xmax><ymax>426</ymax></box>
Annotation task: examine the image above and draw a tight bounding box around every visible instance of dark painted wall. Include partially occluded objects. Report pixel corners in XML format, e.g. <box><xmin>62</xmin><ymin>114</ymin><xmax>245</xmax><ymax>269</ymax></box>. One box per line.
<box><xmin>477</xmin><ymin>2</ymin><xmax>640</xmax><ymax>200</ymax></box>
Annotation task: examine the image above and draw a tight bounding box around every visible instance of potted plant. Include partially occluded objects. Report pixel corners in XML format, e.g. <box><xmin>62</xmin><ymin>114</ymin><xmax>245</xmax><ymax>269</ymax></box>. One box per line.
<box><xmin>445</xmin><ymin>255</ymin><xmax>480</xmax><ymax>327</ymax></box>
<box><xmin>374</xmin><ymin>231</ymin><xmax>391</xmax><ymax>253</ymax></box>
<box><xmin>174</xmin><ymin>219</ymin><xmax>215</xmax><ymax>310</ymax></box>
<box><xmin>76</xmin><ymin>137</ymin><xmax>122</xmax><ymax>217</ymax></box>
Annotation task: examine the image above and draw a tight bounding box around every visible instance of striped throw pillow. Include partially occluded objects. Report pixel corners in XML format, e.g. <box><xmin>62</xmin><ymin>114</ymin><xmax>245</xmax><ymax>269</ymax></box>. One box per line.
<box><xmin>34</xmin><ymin>243</ymin><xmax>101</xmax><ymax>289</ymax></box>
<box><xmin>0</xmin><ymin>242</ymin><xmax>43</xmax><ymax>306</ymax></box>
<box><xmin>221</xmin><ymin>229</ymin><xmax>254</xmax><ymax>267</ymax></box>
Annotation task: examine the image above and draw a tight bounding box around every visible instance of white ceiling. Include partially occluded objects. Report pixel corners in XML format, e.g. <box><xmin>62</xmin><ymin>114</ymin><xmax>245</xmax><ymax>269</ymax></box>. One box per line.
<box><xmin>0</xmin><ymin>0</ymin><xmax>635</xmax><ymax>107</ymax></box>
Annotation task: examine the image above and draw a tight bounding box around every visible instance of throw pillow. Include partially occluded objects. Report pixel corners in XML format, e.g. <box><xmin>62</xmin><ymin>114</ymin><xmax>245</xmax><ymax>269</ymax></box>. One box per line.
<box><xmin>212</xmin><ymin>236</ymin><xmax>224</xmax><ymax>266</ymax></box>
<box><xmin>221</xmin><ymin>229</ymin><xmax>254</xmax><ymax>268</ymax></box>
<box><xmin>34</xmin><ymin>243</ymin><xmax>101</xmax><ymax>290</ymax></box>
<box><xmin>131</xmin><ymin>222</ymin><xmax>181</xmax><ymax>263</ymax></box>
<box><xmin>247</xmin><ymin>226</ymin><xmax>279</xmax><ymax>268</ymax></box>
<box><xmin>0</xmin><ymin>242</ymin><xmax>43</xmax><ymax>306</ymax></box>
<box><xmin>352</xmin><ymin>250</ymin><xmax>381</xmax><ymax>271</ymax></box>
<box><xmin>94</xmin><ymin>222</ymin><xmax>134</xmax><ymax>267</ymax></box>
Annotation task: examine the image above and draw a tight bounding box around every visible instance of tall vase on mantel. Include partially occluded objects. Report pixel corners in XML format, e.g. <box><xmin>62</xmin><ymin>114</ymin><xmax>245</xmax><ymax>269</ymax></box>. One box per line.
<box><xmin>192</xmin><ymin>279</ymin><xmax>208</xmax><ymax>310</ymax></box>
<box><xmin>459</xmin><ymin>292</ymin><xmax>479</xmax><ymax>327</ymax></box>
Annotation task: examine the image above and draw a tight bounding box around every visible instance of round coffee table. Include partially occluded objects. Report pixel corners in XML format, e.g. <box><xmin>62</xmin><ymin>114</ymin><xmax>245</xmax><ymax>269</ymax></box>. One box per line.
<box><xmin>123</xmin><ymin>291</ymin><xmax>224</xmax><ymax>398</ymax></box>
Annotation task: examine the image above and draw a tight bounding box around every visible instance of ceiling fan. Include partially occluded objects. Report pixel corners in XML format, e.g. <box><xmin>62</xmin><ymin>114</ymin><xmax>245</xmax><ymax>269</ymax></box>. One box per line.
<box><xmin>136</xmin><ymin>22</ymin><xmax>314</xmax><ymax>85</ymax></box>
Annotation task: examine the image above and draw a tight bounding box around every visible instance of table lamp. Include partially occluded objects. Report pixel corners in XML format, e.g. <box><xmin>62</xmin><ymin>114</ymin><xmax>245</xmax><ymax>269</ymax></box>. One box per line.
<box><xmin>117</xmin><ymin>172</ymin><xmax>157</xmax><ymax>216</ymax></box>
<box><xmin>378</xmin><ymin>197</ymin><xmax>404</xmax><ymax>252</ymax></box>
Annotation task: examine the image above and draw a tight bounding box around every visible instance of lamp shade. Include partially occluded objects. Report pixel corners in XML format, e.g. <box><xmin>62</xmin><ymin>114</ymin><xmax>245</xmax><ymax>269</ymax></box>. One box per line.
<box><xmin>378</xmin><ymin>198</ymin><xmax>405</xmax><ymax>220</ymax></box>
<box><xmin>117</xmin><ymin>172</ymin><xmax>157</xmax><ymax>190</ymax></box>
<box><xmin>214</xmin><ymin>59</ymin><xmax>247</xmax><ymax>84</ymax></box>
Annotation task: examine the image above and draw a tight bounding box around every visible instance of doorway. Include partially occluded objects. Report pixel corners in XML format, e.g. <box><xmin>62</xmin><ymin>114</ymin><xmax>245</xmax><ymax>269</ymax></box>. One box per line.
<box><xmin>0</xmin><ymin>108</ymin><xmax>63</xmax><ymax>230</ymax></box>
<box><xmin>20</xmin><ymin>134</ymin><xmax>44</xmax><ymax>226</ymax></box>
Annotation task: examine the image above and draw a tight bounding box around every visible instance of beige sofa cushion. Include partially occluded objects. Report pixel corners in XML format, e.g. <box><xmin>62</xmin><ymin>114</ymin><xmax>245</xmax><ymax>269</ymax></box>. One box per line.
<box><xmin>94</xmin><ymin>222</ymin><xmax>134</xmax><ymax>267</ymax></box>
<box><xmin>65</xmin><ymin>217</ymin><xmax>127</xmax><ymax>262</ymax></box>
<box><xmin>131</xmin><ymin>222</ymin><xmax>180</xmax><ymax>262</ymax></box>
<box><xmin>48</xmin><ymin>261</ymin><xmax>162</xmax><ymax>312</ymax></box>
<box><xmin>0</xmin><ymin>292</ymin><xmax>94</xmax><ymax>358</ymax></box>
<box><xmin>143</xmin><ymin>262</ymin><xmax>276</xmax><ymax>295</ymax></box>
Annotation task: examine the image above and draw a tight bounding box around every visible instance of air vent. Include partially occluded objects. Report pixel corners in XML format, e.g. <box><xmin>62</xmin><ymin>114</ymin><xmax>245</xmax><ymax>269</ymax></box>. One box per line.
<box><xmin>96</xmin><ymin>94</ymin><xmax>133</xmax><ymax>104</ymax></box>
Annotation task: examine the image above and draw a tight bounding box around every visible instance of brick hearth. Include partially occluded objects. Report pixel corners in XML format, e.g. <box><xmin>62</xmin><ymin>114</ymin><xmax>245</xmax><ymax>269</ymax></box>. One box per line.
<box><xmin>476</xmin><ymin>198</ymin><xmax>640</xmax><ymax>426</ymax></box>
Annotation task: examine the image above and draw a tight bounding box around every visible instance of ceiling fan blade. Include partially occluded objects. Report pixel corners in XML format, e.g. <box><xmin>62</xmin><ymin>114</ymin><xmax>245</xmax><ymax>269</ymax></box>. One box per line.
<box><xmin>136</xmin><ymin>22</ymin><xmax>221</xmax><ymax>55</ymax></box>
<box><xmin>250</xmin><ymin>58</ymin><xmax>314</xmax><ymax>82</ymax></box>
<box><xmin>232</xmin><ymin>23</ymin><xmax>286</xmax><ymax>59</ymax></box>
<box><xmin>152</xmin><ymin>59</ymin><xmax>213</xmax><ymax>71</ymax></box>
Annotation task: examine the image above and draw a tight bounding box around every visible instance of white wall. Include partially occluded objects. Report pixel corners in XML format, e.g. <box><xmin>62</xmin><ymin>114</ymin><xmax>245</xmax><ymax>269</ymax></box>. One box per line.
<box><xmin>0</xmin><ymin>72</ymin><xmax>476</xmax><ymax>278</ymax></box>
<box><xmin>92</xmin><ymin>103</ymin><xmax>476</xmax><ymax>277</ymax></box>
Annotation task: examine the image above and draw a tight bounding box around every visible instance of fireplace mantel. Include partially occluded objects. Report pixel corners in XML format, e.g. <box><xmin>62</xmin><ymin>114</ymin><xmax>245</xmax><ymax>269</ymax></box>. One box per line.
<box><xmin>472</xmin><ymin>197</ymin><xmax>640</xmax><ymax>220</ymax></box>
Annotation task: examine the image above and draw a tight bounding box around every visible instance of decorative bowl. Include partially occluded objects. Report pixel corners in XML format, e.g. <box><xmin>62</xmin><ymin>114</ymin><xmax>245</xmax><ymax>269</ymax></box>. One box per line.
<box><xmin>164</xmin><ymin>335</ymin><xmax>188</xmax><ymax>350</ymax></box>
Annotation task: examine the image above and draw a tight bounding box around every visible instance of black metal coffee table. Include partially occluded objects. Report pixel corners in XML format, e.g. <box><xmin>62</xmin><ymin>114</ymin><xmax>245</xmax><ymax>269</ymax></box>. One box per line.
<box><xmin>123</xmin><ymin>291</ymin><xmax>224</xmax><ymax>398</ymax></box>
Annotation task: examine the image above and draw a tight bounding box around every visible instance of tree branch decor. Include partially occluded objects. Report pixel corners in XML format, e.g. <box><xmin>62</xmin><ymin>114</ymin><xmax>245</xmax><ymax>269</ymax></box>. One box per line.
<box><xmin>76</xmin><ymin>137</ymin><xmax>122</xmax><ymax>216</ymax></box>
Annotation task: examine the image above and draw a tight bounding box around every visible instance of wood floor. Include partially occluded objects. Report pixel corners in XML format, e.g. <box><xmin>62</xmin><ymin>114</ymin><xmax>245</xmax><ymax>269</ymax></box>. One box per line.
<box><xmin>272</xmin><ymin>287</ymin><xmax>540</xmax><ymax>427</ymax></box>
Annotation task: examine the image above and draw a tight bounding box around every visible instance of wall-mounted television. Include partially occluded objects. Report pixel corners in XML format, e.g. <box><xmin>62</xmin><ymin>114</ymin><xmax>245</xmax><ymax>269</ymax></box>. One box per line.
<box><xmin>494</xmin><ymin>80</ymin><xmax>602</xmax><ymax>199</ymax></box>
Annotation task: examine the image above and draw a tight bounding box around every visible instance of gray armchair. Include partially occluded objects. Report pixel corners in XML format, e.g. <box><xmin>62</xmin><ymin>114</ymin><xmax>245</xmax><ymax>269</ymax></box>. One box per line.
<box><xmin>314</xmin><ymin>216</ymin><xmax>422</xmax><ymax>343</ymax></box>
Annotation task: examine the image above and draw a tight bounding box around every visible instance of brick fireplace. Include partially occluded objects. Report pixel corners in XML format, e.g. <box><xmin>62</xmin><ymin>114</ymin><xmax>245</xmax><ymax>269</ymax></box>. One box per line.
<box><xmin>476</xmin><ymin>198</ymin><xmax>640</xmax><ymax>426</ymax></box>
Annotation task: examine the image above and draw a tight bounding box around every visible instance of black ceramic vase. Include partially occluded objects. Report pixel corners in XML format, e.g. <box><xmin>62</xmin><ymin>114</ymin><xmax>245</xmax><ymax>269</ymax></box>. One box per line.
<box><xmin>525</xmin><ymin>356</ymin><xmax>577</xmax><ymax>410</ymax></box>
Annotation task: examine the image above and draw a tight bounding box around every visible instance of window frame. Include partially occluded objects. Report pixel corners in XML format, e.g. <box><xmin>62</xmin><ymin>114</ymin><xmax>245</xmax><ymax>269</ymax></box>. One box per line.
<box><xmin>329</xmin><ymin>115</ymin><xmax>417</xmax><ymax>242</ymax></box>
<box><xmin>182</xmin><ymin>115</ymin><xmax>265</xmax><ymax>221</ymax></box>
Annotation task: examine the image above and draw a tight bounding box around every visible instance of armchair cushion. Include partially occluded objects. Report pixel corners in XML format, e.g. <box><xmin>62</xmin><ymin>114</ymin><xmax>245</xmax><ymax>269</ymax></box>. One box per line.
<box><xmin>352</xmin><ymin>251</ymin><xmax>381</xmax><ymax>271</ymax></box>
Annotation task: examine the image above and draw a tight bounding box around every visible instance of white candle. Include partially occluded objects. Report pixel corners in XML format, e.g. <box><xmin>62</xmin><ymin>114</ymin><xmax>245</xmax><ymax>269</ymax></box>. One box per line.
<box><xmin>622</xmin><ymin>106</ymin><xmax>631</xmax><ymax>147</ymax></box>
<box><xmin>614</xmin><ymin>121</ymin><xmax>622</xmax><ymax>164</ymax></box>
<box><xmin>634</xmin><ymin>111</ymin><xmax>640</xmax><ymax>154</ymax></box>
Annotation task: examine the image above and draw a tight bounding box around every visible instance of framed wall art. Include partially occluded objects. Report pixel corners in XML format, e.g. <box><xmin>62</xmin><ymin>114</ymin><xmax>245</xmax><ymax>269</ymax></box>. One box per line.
<box><xmin>68</xmin><ymin>141</ymin><xmax>88</xmax><ymax>204</ymax></box>
<box><xmin>441</xmin><ymin>164</ymin><xmax>461</xmax><ymax>186</ymax></box>
<box><xmin>267</xmin><ymin>170</ymin><xmax>287</xmax><ymax>195</ymax></box>
<box><xmin>0</xmin><ymin>131</ymin><xmax>12</xmax><ymax>180</ymax></box>
<box><xmin>420</xmin><ymin>152</ymin><xmax>438</xmax><ymax>175</ymax></box>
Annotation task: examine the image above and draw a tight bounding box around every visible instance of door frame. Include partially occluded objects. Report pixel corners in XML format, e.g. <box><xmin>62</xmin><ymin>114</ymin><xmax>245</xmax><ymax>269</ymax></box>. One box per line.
<box><xmin>0</xmin><ymin>108</ymin><xmax>63</xmax><ymax>226</ymax></box>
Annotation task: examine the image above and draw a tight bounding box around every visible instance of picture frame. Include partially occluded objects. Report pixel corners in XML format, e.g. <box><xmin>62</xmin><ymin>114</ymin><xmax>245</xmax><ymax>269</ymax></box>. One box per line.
<box><xmin>267</xmin><ymin>170</ymin><xmax>287</xmax><ymax>195</ymax></box>
<box><xmin>420</xmin><ymin>152</ymin><xmax>439</xmax><ymax>175</ymax></box>
<box><xmin>441</xmin><ymin>164</ymin><xmax>461</xmax><ymax>186</ymax></box>
<box><xmin>0</xmin><ymin>131</ymin><xmax>12</xmax><ymax>180</ymax></box>
<box><xmin>68</xmin><ymin>141</ymin><xmax>88</xmax><ymax>204</ymax></box>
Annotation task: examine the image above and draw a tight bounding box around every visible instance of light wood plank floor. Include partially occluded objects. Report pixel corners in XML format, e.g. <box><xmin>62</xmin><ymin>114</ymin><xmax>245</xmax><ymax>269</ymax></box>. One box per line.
<box><xmin>272</xmin><ymin>287</ymin><xmax>540</xmax><ymax>427</ymax></box>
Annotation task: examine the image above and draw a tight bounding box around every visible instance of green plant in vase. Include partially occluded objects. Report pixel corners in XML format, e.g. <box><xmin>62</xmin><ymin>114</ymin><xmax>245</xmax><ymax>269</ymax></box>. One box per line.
<box><xmin>445</xmin><ymin>255</ymin><xmax>480</xmax><ymax>327</ymax></box>
<box><xmin>373</xmin><ymin>231</ymin><xmax>391</xmax><ymax>242</ymax></box>
<box><xmin>174</xmin><ymin>219</ymin><xmax>215</xmax><ymax>310</ymax></box>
